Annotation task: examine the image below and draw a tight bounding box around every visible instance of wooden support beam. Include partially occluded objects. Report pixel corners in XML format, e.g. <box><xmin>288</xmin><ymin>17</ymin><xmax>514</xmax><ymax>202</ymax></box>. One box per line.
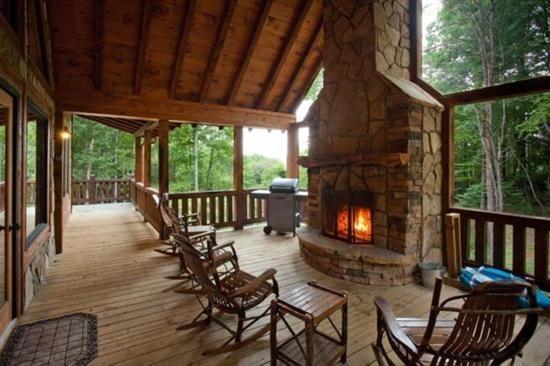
<box><xmin>37</xmin><ymin>0</ymin><xmax>54</xmax><ymax>87</ymax></box>
<box><xmin>278</xmin><ymin>19</ymin><xmax>323</xmax><ymax>112</ymax></box>
<box><xmin>133</xmin><ymin>120</ymin><xmax>158</xmax><ymax>136</ymax></box>
<box><xmin>286</xmin><ymin>125</ymin><xmax>299</xmax><ymax>179</ymax></box>
<box><xmin>134</xmin><ymin>0</ymin><xmax>153</xmax><ymax>95</ymax></box>
<box><xmin>53</xmin><ymin>110</ymin><xmax>67</xmax><ymax>254</ymax></box>
<box><xmin>56</xmin><ymin>91</ymin><xmax>296</xmax><ymax>128</ymax></box>
<box><xmin>198</xmin><ymin>0</ymin><xmax>237</xmax><ymax>102</ymax></box>
<box><xmin>158</xmin><ymin>119</ymin><xmax>169</xmax><ymax>195</ymax></box>
<box><xmin>226</xmin><ymin>0</ymin><xmax>274</xmax><ymax>105</ymax></box>
<box><xmin>134</xmin><ymin>137</ymin><xmax>143</xmax><ymax>183</ymax></box>
<box><xmin>233</xmin><ymin>126</ymin><xmax>244</xmax><ymax>230</ymax></box>
<box><xmin>290</xmin><ymin>57</ymin><xmax>322</xmax><ymax>112</ymax></box>
<box><xmin>257</xmin><ymin>0</ymin><xmax>314</xmax><ymax>109</ymax></box>
<box><xmin>443</xmin><ymin>76</ymin><xmax>550</xmax><ymax>106</ymax></box>
<box><xmin>92</xmin><ymin>0</ymin><xmax>105</xmax><ymax>90</ymax></box>
<box><xmin>169</xmin><ymin>0</ymin><xmax>197</xmax><ymax>99</ymax></box>
<box><xmin>143</xmin><ymin>130</ymin><xmax>152</xmax><ymax>187</ymax></box>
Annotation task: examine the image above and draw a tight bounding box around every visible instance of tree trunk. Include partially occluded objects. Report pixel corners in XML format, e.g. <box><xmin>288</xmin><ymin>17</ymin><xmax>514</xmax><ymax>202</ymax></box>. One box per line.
<box><xmin>205</xmin><ymin>147</ymin><xmax>215</xmax><ymax>190</ymax></box>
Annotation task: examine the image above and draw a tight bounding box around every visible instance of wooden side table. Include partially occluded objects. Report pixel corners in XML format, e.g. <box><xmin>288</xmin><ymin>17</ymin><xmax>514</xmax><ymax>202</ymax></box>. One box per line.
<box><xmin>270</xmin><ymin>281</ymin><xmax>348</xmax><ymax>366</ymax></box>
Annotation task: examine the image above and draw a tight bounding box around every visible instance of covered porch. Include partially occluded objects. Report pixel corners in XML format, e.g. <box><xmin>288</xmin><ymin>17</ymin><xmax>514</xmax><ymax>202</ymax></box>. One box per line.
<box><xmin>21</xmin><ymin>203</ymin><xmax>550</xmax><ymax>365</ymax></box>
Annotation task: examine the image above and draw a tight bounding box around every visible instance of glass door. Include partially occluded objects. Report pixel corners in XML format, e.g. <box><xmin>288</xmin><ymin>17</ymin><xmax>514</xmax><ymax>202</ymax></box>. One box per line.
<box><xmin>0</xmin><ymin>88</ymin><xmax>14</xmax><ymax>333</ymax></box>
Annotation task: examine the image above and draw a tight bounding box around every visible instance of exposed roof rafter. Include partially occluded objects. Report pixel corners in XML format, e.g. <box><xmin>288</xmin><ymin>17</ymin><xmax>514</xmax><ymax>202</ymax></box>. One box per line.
<box><xmin>198</xmin><ymin>0</ymin><xmax>238</xmax><ymax>102</ymax></box>
<box><xmin>278</xmin><ymin>19</ymin><xmax>323</xmax><ymax>112</ymax></box>
<box><xmin>169</xmin><ymin>0</ymin><xmax>197</xmax><ymax>99</ymax></box>
<box><xmin>226</xmin><ymin>0</ymin><xmax>274</xmax><ymax>105</ymax></box>
<box><xmin>92</xmin><ymin>0</ymin><xmax>105</xmax><ymax>90</ymax></box>
<box><xmin>257</xmin><ymin>0</ymin><xmax>315</xmax><ymax>110</ymax></box>
<box><xmin>134</xmin><ymin>0</ymin><xmax>154</xmax><ymax>95</ymax></box>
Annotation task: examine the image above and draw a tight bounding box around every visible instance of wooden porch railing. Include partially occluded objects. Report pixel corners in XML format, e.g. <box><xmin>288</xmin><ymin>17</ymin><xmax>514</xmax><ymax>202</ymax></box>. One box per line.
<box><xmin>72</xmin><ymin>177</ymin><xmax>131</xmax><ymax>205</ymax></box>
<box><xmin>130</xmin><ymin>180</ymin><xmax>161</xmax><ymax>232</ymax></box>
<box><xmin>449</xmin><ymin>207</ymin><xmax>550</xmax><ymax>291</ymax></box>
<box><xmin>167</xmin><ymin>189</ymin><xmax>267</xmax><ymax>228</ymax></box>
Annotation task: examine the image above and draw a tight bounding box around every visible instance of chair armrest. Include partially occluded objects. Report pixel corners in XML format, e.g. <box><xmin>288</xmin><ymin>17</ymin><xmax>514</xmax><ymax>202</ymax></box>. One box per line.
<box><xmin>374</xmin><ymin>297</ymin><xmax>418</xmax><ymax>354</ymax></box>
<box><xmin>214</xmin><ymin>240</ymin><xmax>235</xmax><ymax>250</ymax></box>
<box><xmin>187</xmin><ymin>231</ymin><xmax>216</xmax><ymax>242</ymax></box>
<box><xmin>231</xmin><ymin>269</ymin><xmax>277</xmax><ymax>297</ymax></box>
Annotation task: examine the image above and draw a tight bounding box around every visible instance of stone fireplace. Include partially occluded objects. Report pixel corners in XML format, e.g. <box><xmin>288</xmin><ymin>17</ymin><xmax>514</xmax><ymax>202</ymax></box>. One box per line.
<box><xmin>297</xmin><ymin>0</ymin><xmax>444</xmax><ymax>285</ymax></box>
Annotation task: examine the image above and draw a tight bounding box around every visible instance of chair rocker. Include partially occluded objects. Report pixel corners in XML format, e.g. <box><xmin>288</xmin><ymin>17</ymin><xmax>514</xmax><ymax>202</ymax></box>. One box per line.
<box><xmin>373</xmin><ymin>277</ymin><xmax>542</xmax><ymax>365</ymax></box>
<box><xmin>178</xmin><ymin>237</ymin><xmax>279</xmax><ymax>356</ymax></box>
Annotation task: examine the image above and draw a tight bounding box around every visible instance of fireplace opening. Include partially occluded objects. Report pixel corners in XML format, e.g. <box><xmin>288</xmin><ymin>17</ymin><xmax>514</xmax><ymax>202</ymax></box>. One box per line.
<box><xmin>322</xmin><ymin>188</ymin><xmax>373</xmax><ymax>244</ymax></box>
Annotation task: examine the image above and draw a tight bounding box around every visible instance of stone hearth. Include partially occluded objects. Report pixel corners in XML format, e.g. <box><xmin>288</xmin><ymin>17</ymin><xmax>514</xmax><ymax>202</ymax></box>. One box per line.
<box><xmin>298</xmin><ymin>0</ymin><xmax>444</xmax><ymax>285</ymax></box>
<box><xmin>299</xmin><ymin>229</ymin><xmax>415</xmax><ymax>285</ymax></box>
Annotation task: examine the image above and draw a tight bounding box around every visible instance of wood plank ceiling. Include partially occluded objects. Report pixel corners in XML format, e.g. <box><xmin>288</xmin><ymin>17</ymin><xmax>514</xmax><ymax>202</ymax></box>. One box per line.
<box><xmin>48</xmin><ymin>0</ymin><xmax>324</xmax><ymax>120</ymax></box>
<box><xmin>75</xmin><ymin>114</ymin><xmax>178</xmax><ymax>137</ymax></box>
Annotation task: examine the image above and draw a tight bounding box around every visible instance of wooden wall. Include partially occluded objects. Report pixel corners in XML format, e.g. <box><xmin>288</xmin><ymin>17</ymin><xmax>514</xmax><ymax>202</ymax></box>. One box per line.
<box><xmin>0</xmin><ymin>1</ymin><xmax>57</xmax><ymax>316</ymax></box>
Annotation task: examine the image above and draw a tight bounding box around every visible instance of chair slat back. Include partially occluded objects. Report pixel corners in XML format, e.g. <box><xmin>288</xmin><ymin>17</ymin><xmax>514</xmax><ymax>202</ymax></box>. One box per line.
<box><xmin>433</xmin><ymin>281</ymin><xmax>538</xmax><ymax>364</ymax></box>
<box><xmin>174</xmin><ymin>234</ymin><xmax>238</xmax><ymax>312</ymax></box>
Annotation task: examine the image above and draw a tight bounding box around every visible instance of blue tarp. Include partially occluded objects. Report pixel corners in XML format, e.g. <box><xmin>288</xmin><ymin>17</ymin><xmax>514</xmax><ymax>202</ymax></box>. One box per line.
<box><xmin>459</xmin><ymin>266</ymin><xmax>550</xmax><ymax>309</ymax></box>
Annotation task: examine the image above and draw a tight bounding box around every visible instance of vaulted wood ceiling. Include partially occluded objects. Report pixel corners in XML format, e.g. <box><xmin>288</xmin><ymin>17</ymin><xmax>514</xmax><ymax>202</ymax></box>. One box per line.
<box><xmin>49</xmin><ymin>0</ymin><xmax>324</xmax><ymax>121</ymax></box>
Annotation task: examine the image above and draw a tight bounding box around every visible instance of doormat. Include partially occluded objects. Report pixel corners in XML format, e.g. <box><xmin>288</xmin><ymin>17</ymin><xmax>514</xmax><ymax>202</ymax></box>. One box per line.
<box><xmin>0</xmin><ymin>313</ymin><xmax>97</xmax><ymax>366</ymax></box>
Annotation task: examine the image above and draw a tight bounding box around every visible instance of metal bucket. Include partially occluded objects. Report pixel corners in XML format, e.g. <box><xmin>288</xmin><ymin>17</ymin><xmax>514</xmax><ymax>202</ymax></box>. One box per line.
<box><xmin>419</xmin><ymin>262</ymin><xmax>446</xmax><ymax>288</ymax></box>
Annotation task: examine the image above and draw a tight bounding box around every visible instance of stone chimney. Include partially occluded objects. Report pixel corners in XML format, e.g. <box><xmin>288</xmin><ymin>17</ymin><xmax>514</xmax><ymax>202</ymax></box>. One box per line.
<box><xmin>303</xmin><ymin>0</ymin><xmax>445</xmax><ymax>260</ymax></box>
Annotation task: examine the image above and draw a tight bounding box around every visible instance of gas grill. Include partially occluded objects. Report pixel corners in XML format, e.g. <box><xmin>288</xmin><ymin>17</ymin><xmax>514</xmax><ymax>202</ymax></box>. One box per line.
<box><xmin>251</xmin><ymin>178</ymin><xmax>307</xmax><ymax>236</ymax></box>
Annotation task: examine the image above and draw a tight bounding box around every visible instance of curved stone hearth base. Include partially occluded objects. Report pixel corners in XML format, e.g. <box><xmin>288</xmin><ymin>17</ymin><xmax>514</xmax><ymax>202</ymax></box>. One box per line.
<box><xmin>298</xmin><ymin>229</ymin><xmax>417</xmax><ymax>286</ymax></box>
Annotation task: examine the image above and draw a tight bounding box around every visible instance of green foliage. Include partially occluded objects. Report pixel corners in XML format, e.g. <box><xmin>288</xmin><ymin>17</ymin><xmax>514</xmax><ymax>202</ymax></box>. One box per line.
<box><xmin>305</xmin><ymin>69</ymin><xmax>323</xmax><ymax>101</ymax></box>
<box><xmin>243</xmin><ymin>154</ymin><xmax>285</xmax><ymax>189</ymax></box>
<box><xmin>72</xmin><ymin>116</ymin><xmax>135</xmax><ymax>180</ymax></box>
<box><xmin>424</xmin><ymin>0</ymin><xmax>550</xmax><ymax>216</ymax></box>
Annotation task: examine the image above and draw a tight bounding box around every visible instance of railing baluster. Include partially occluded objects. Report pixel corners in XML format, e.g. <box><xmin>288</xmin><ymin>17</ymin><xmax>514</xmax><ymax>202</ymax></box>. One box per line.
<box><xmin>218</xmin><ymin>195</ymin><xmax>225</xmax><ymax>226</ymax></box>
<box><xmin>492</xmin><ymin>222</ymin><xmax>505</xmax><ymax>268</ymax></box>
<box><xmin>200</xmin><ymin>196</ymin><xmax>207</xmax><ymax>224</ymax></box>
<box><xmin>534</xmin><ymin>228</ymin><xmax>549</xmax><ymax>283</ymax></box>
<box><xmin>513</xmin><ymin>225</ymin><xmax>526</xmax><ymax>275</ymax></box>
<box><xmin>474</xmin><ymin>219</ymin><xmax>487</xmax><ymax>264</ymax></box>
<box><xmin>460</xmin><ymin>217</ymin><xmax>469</xmax><ymax>263</ymax></box>
<box><xmin>209</xmin><ymin>195</ymin><xmax>216</xmax><ymax>226</ymax></box>
<box><xmin>227</xmin><ymin>193</ymin><xmax>234</xmax><ymax>225</ymax></box>
<box><xmin>191</xmin><ymin>197</ymin><xmax>198</xmax><ymax>216</ymax></box>
<box><xmin>248</xmin><ymin>193</ymin><xmax>255</xmax><ymax>221</ymax></box>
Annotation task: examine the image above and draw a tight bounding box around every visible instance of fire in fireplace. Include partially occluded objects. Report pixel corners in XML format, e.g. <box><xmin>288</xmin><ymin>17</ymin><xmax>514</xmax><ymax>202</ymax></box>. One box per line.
<box><xmin>322</xmin><ymin>188</ymin><xmax>373</xmax><ymax>244</ymax></box>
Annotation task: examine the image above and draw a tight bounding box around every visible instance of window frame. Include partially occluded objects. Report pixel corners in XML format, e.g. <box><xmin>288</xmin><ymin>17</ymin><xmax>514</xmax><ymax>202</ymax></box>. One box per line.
<box><xmin>25</xmin><ymin>100</ymin><xmax>49</xmax><ymax>251</ymax></box>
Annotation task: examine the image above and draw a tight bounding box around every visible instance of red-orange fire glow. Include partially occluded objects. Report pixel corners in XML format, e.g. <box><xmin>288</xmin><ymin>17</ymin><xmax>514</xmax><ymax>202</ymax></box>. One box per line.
<box><xmin>353</xmin><ymin>207</ymin><xmax>372</xmax><ymax>242</ymax></box>
<box><xmin>336</xmin><ymin>205</ymin><xmax>373</xmax><ymax>243</ymax></box>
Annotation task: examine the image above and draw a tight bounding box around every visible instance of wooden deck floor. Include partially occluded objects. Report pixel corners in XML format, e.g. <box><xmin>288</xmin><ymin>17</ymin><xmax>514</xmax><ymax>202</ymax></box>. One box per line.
<box><xmin>22</xmin><ymin>204</ymin><xmax>550</xmax><ymax>365</ymax></box>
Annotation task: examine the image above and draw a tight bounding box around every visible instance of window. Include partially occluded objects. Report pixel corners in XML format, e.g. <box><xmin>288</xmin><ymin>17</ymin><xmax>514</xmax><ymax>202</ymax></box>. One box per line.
<box><xmin>422</xmin><ymin>0</ymin><xmax>549</xmax><ymax>94</ymax></box>
<box><xmin>26</xmin><ymin>105</ymin><xmax>48</xmax><ymax>244</ymax></box>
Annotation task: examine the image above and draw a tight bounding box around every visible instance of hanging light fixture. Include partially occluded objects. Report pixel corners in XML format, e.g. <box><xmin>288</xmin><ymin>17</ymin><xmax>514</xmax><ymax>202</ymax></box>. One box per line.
<box><xmin>60</xmin><ymin>126</ymin><xmax>71</xmax><ymax>139</ymax></box>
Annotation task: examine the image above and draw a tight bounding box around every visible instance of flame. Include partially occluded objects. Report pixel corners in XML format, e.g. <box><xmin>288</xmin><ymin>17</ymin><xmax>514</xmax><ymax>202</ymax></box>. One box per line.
<box><xmin>336</xmin><ymin>205</ymin><xmax>372</xmax><ymax>243</ymax></box>
<box><xmin>353</xmin><ymin>207</ymin><xmax>372</xmax><ymax>242</ymax></box>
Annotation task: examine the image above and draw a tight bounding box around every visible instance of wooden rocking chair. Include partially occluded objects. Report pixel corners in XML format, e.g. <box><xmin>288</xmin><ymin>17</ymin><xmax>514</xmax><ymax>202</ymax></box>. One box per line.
<box><xmin>177</xmin><ymin>236</ymin><xmax>279</xmax><ymax>356</ymax></box>
<box><xmin>373</xmin><ymin>277</ymin><xmax>542</xmax><ymax>365</ymax></box>
<box><xmin>154</xmin><ymin>193</ymin><xmax>213</xmax><ymax>257</ymax></box>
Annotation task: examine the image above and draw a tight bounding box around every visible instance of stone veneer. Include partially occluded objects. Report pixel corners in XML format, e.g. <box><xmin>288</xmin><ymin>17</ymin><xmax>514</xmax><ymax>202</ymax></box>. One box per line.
<box><xmin>299</xmin><ymin>0</ymin><xmax>444</xmax><ymax>283</ymax></box>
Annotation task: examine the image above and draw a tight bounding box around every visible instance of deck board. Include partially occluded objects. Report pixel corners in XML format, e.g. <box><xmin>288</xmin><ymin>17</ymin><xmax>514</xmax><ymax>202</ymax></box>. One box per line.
<box><xmin>22</xmin><ymin>204</ymin><xmax>550</xmax><ymax>365</ymax></box>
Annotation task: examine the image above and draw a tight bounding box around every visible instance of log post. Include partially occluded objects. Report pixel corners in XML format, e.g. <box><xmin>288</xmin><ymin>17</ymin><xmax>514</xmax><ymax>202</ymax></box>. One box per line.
<box><xmin>143</xmin><ymin>129</ymin><xmax>152</xmax><ymax>187</ymax></box>
<box><xmin>158</xmin><ymin>119</ymin><xmax>170</xmax><ymax>240</ymax></box>
<box><xmin>445</xmin><ymin>213</ymin><xmax>462</xmax><ymax>278</ymax></box>
<box><xmin>234</xmin><ymin>126</ymin><xmax>244</xmax><ymax>229</ymax></box>
<box><xmin>134</xmin><ymin>136</ymin><xmax>143</xmax><ymax>183</ymax></box>
<box><xmin>286</xmin><ymin>124</ymin><xmax>299</xmax><ymax>179</ymax></box>
<box><xmin>158</xmin><ymin>119</ymin><xmax>169</xmax><ymax>195</ymax></box>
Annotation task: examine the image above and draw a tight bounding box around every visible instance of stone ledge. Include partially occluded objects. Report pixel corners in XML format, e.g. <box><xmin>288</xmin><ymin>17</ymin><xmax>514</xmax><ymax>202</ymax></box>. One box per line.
<box><xmin>298</xmin><ymin>228</ymin><xmax>416</xmax><ymax>286</ymax></box>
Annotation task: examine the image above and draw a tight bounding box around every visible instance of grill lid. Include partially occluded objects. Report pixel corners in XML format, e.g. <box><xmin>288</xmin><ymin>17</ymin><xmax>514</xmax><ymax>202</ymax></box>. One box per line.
<box><xmin>269</xmin><ymin>178</ymin><xmax>298</xmax><ymax>193</ymax></box>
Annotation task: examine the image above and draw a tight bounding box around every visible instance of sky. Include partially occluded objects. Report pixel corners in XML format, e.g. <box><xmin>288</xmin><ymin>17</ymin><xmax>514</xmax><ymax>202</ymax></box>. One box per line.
<box><xmin>244</xmin><ymin>1</ymin><xmax>441</xmax><ymax>163</ymax></box>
